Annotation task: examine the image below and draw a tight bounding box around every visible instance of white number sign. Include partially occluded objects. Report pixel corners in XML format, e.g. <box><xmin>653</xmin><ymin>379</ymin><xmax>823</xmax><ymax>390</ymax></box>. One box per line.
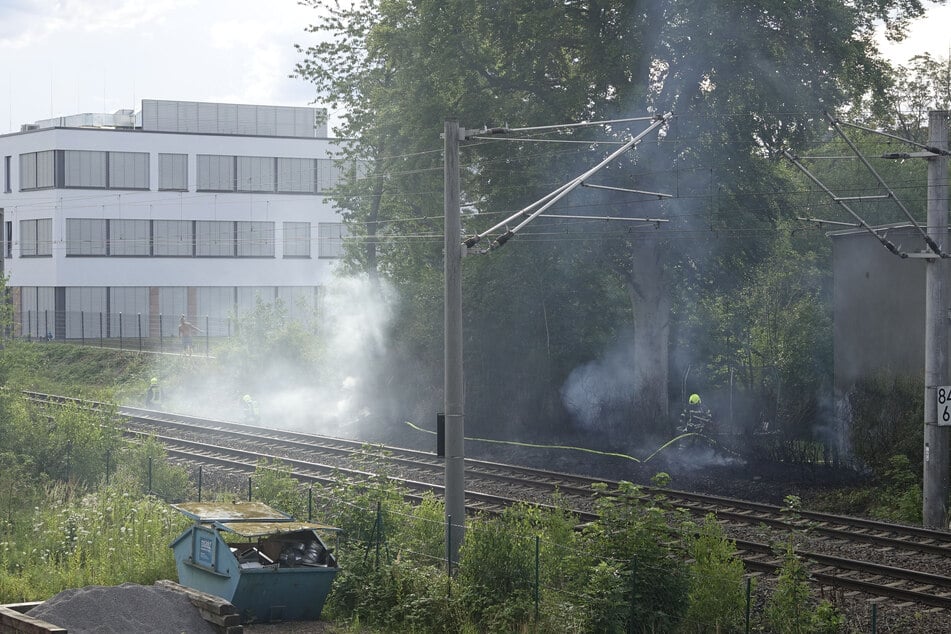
<box><xmin>937</xmin><ymin>386</ymin><xmax>951</xmax><ymax>426</ymax></box>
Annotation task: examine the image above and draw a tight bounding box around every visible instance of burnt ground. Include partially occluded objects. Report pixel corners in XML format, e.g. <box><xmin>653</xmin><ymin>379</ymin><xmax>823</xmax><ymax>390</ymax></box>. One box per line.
<box><xmin>468</xmin><ymin>438</ymin><xmax>866</xmax><ymax>507</ymax></box>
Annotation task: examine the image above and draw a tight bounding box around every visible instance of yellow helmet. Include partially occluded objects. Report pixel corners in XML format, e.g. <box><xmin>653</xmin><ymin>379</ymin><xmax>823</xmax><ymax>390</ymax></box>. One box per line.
<box><xmin>688</xmin><ymin>393</ymin><xmax>701</xmax><ymax>405</ymax></box>
<box><xmin>150</xmin><ymin>377</ymin><xmax>158</xmax><ymax>386</ymax></box>
<box><xmin>243</xmin><ymin>394</ymin><xmax>252</xmax><ymax>403</ymax></box>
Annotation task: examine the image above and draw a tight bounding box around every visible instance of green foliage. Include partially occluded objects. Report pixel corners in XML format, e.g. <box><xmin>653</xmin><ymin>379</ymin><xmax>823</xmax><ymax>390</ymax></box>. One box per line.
<box><xmin>0</xmin><ymin>340</ymin><xmax>147</xmax><ymax>398</ymax></box>
<box><xmin>294</xmin><ymin>0</ymin><xmax>925</xmax><ymax>437</ymax></box>
<box><xmin>869</xmin><ymin>454</ymin><xmax>923</xmax><ymax>523</ymax></box>
<box><xmin>574</xmin><ymin>481</ymin><xmax>690</xmax><ymax>632</ymax></box>
<box><xmin>114</xmin><ymin>437</ymin><xmax>192</xmax><ymax>502</ymax></box>
<box><xmin>326</xmin><ymin>556</ymin><xmax>464</xmax><ymax>632</ymax></box>
<box><xmin>217</xmin><ymin>296</ymin><xmax>320</xmax><ymax>391</ymax></box>
<box><xmin>682</xmin><ymin>514</ymin><xmax>747</xmax><ymax>633</ymax></box>
<box><xmin>764</xmin><ymin>545</ymin><xmax>844</xmax><ymax>634</ymax></box>
<box><xmin>848</xmin><ymin>373</ymin><xmax>923</xmax><ymax>476</ymax></box>
<box><xmin>457</xmin><ymin>505</ymin><xmax>538</xmax><ymax>630</ymax></box>
<box><xmin>251</xmin><ymin>458</ymin><xmax>307</xmax><ymax>519</ymax></box>
<box><xmin>2</xmin><ymin>397</ymin><xmax>122</xmax><ymax>487</ymax></box>
<box><xmin>690</xmin><ymin>227</ymin><xmax>832</xmax><ymax>434</ymax></box>
<box><xmin>0</xmin><ymin>484</ymin><xmax>187</xmax><ymax>602</ymax></box>
<box><xmin>0</xmin><ymin>452</ymin><xmax>47</xmax><ymax>528</ymax></box>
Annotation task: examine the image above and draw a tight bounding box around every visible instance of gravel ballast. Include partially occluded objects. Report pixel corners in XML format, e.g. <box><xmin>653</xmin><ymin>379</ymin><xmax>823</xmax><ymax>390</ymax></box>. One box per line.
<box><xmin>27</xmin><ymin>582</ymin><xmax>218</xmax><ymax>634</ymax></box>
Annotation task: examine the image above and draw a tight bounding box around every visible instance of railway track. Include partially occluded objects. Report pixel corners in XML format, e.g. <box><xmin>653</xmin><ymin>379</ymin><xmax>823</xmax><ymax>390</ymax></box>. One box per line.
<box><xmin>25</xmin><ymin>391</ymin><xmax>951</xmax><ymax>613</ymax></box>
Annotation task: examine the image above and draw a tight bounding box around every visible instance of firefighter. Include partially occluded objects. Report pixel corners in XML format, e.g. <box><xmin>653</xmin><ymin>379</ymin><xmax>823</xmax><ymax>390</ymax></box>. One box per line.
<box><xmin>679</xmin><ymin>393</ymin><xmax>713</xmax><ymax>434</ymax></box>
<box><xmin>242</xmin><ymin>394</ymin><xmax>260</xmax><ymax>423</ymax></box>
<box><xmin>145</xmin><ymin>377</ymin><xmax>164</xmax><ymax>408</ymax></box>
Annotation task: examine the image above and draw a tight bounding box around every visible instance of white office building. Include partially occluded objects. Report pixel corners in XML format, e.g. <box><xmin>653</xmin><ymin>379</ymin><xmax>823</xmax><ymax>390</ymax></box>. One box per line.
<box><xmin>0</xmin><ymin>99</ymin><xmax>348</xmax><ymax>340</ymax></box>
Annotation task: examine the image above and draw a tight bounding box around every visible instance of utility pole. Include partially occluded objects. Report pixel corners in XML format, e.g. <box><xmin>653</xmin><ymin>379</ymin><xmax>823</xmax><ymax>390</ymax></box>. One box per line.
<box><xmin>924</xmin><ymin>110</ymin><xmax>950</xmax><ymax>529</ymax></box>
<box><xmin>444</xmin><ymin>119</ymin><xmax>465</xmax><ymax>565</ymax></box>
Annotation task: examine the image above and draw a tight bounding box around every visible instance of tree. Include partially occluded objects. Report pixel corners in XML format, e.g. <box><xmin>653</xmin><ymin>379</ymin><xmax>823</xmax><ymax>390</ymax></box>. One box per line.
<box><xmin>296</xmin><ymin>0</ymin><xmax>932</xmax><ymax>440</ymax></box>
<box><xmin>891</xmin><ymin>53</ymin><xmax>951</xmax><ymax>141</ymax></box>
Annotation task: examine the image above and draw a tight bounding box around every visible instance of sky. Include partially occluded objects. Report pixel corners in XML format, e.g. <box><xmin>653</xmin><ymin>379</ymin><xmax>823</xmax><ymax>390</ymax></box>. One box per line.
<box><xmin>1</xmin><ymin>0</ymin><xmax>950</xmax><ymax>136</ymax></box>
<box><xmin>1</xmin><ymin>0</ymin><xmax>325</xmax><ymax>134</ymax></box>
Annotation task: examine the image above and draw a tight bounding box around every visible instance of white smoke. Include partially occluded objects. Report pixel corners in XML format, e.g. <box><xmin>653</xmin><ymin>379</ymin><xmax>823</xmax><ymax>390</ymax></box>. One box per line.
<box><xmin>560</xmin><ymin>335</ymin><xmax>636</xmax><ymax>430</ymax></box>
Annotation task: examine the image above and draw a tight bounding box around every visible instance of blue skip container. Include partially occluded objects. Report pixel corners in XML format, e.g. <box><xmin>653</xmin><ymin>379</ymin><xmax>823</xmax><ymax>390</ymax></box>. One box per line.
<box><xmin>170</xmin><ymin>501</ymin><xmax>339</xmax><ymax>623</ymax></box>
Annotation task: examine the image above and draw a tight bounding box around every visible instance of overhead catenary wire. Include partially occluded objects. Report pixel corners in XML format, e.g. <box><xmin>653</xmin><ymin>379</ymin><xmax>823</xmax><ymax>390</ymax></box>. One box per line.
<box><xmin>824</xmin><ymin>111</ymin><xmax>946</xmax><ymax>257</ymax></box>
<box><xmin>837</xmin><ymin>119</ymin><xmax>951</xmax><ymax>158</ymax></box>
<box><xmin>463</xmin><ymin>113</ymin><xmax>672</xmax><ymax>252</ymax></box>
<box><xmin>782</xmin><ymin>149</ymin><xmax>907</xmax><ymax>258</ymax></box>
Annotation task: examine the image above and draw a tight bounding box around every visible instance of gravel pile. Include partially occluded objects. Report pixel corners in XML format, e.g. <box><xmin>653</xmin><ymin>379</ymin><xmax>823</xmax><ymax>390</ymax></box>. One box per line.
<box><xmin>28</xmin><ymin>582</ymin><xmax>218</xmax><ymax>634</ymax></box>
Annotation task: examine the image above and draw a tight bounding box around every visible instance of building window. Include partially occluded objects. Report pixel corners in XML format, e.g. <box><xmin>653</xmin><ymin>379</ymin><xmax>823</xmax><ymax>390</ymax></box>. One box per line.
<box><xmin>108</xmin><ymin>287</ymin><xmax>149</xmax><ymax>337</ymax></box>
<box><xmin>316</xmin><ymin>158</ymin><xmax>347</xmax><ymax>193</ymax></box>
<box><xmin>153</xmin><ymin>220</ymin><xmax>194</xmax><ymax>256</ymax></box>
<box><xmin>197</xmin><ymin>155</ymin><xmax>235</xmax><ymax>191</ymax></box>
<box><xmin>64</xmin><ymin>150</ymin><xmax>107</xmax><ymax>188</ymax></box>
<box><xmin>4</xmin><ymin>220</ymin><xmax>11</xmax><ymax>258</ymax></box>
<box><xmin>19</xmin><ymin>151</ymin><xmax>54</xmax><ymax>190</ymax></box>
<box><xmin>66</xmin><ymin>218</ymin><xmax>107</xmax><ymax>255</ymax></box>
<box><xmin>109</xmin><ymin>219</ymin><xmax>150</xmax><ymax>256</ymax></box>
<box><xmin>109</xmin><ymin>152</ymin><xmax>149</xmax><ymax>189</ymax></box>
<box><xmin>283</xmin><ymin>222</ymin><xmax>311</xmax><ymax>258</ymax></box>
<box><xmin>3</xmin><ymin>156</ymin><xmax>10</xmax><ymax>193</ymax></box>
<box><xmin>158</xmin><ymin>154</ymin><xmax>188</xmax><ymax>191</ymax></box>
<box><xmin>277</xmin><ymin>158</ymin><xmax>315</xmax><ymax>193</ymax></box>
<box><xmin>20</xmin><ymin>286</ymin><xmax>55</xmax><ymax>338</ymax></box>
<box><xmin>65</xmin><ymin>287</ymin><xmax>107</xmax><ymax>338</ymax></box>
<box><xmin>20</xmin><ymin>218</ymin><xmax>52</xmax><ymax>256</ymax></box>
<box><xmin>196</xmin><ymin>220</ymin><xmax>235</xmax><ymax>256</ymax></box>
<box><xmin>237</xmin><ymin>156</ymin><xmax>275</xmax><ymax>192</ymax></box>
<box><xmin>237</xmin><ymin>221</ymin><xmax>274</xmax><ymax>257</ymax></box>
<box><xmin>318</xmin><ymin>222</ymin><xmax>347</xmax><ymax>258</ymax></box>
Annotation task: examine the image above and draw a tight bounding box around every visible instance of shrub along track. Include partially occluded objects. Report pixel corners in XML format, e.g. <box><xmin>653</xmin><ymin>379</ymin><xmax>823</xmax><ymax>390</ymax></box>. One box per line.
<box><xmin>26</xmin><ymin>392</ymin><xmax>951</xmax><ymax>628</ymax></box>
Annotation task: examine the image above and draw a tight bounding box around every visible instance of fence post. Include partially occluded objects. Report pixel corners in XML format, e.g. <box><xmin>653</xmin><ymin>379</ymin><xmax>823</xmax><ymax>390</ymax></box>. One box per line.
<box><xmin>871</xmin><ymin>604</ymin><xmax>877</xmax><ymax>634</ymax></box>
<box><xmin>44</xmin><ymin>309</ymin><xmax>49</xmax><ymax>340</ymax></box>
<box><xmin>27</xmin><ymin>310</ymin><xmax>31</xmax><ymax>340</ymax></box>
<box><xmin>198</xmin><ymin>466</ymin><xmax>203</xmax><ymax>503</ymax></box>
<box><xmin>99</xmin><ymin>312</ymin><xmax>104</xmax><ymax>347</ymax></box>
<box><xmin>534</xmin><ymin>535</ymin><xmax>540</xmax><ymax>621</ymax></box>
<box><xmin>159</xmin><ymin>313</ymin><xmax>164</xmax><ymax>352</ymax></box>
<box><xmin>137</xmin><ymin>313</ymin><xmax>142</xmax><ymax>351</ymax></box>
<box><xmin>205</xmin><ymin>315</ymin><xmax>210</xmax><ymax>356</ymax></box>
<box><xmin>81</xmin><ymin>312</ymin><xmax>85</xmax><ymax>346</ymax></box>
<box><xmin>745</xmin><ymin>576</ymin><xmax>752</xmax><ymax>634</ymax></box>
<box><xmin>248</xmin><ymin>476</ymin><xmax>252</xmax><ymax>501</ymax></box>
<box><xmin>446</xmin><ymin>514</ymin><xmax>453</xmax><ymax>597</ymax></box>
<box><xmin>119</xmin><ymin>312</ymin><xmax>123</xmax><ymax>350</ymax></box>
<box><xmin>628</xmin><ymin>557</ymin><xmax>637</xmax><ymax>634</ymax></box>
<box><xmin>308</xmin><ymin>487</ymin><xmax>313</xmax><ymax>522</ymax></box>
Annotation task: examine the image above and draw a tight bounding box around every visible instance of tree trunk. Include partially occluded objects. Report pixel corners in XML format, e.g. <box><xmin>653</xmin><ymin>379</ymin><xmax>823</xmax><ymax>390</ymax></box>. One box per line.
<box><xmin>623</xmin><ymin>239</ymin><xmax>671</xmax><ymax>434</ymax></box>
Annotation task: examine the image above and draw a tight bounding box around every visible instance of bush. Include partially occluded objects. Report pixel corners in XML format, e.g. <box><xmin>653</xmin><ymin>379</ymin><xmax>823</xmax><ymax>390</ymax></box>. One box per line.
<box><xmin>570</xmin><ymin>481</ymin><xmax>690</xmax><ymax>632</ymax></box>
<box><xmin>458</xmin><ymin>505</ymin><xmax>538</xmax><ymax>630</ymax></box>
<box><xmin>682</xmin><ymin>514</ymin><xmax>747</xmax><ymax>632</ymax></box>
<box><xmin>115</xmin><ymin>437</ymin><xmax>192</xmax><ymax>501</ymax></box>
<box><xmin>764</xmin><ymin>545</ymin><xmax>843</xmax><ymax>633</ymax></box>
<box><xmin>848</xmin><ymin>373</ymin><xmax>923</xmax><ymax>476</ymax></box>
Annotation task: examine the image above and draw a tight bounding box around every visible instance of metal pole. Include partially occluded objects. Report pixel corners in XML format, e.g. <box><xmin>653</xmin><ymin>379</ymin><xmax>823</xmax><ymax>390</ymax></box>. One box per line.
<box><xmin>444</xmin><ymin>120</ymin><xmax>466</xmax><ymax>566</ymax></box>
<box><xmin>119</xmin><ymin>312</ymin><xmax>123</xmax><ymax>350</ymax></box>
<box><xmin>99</xmin><ymin>312</ymin><xmax>103</xmax><ymax>347</ymax></box>
<box><xmin>159</xmin><ymin>313</ymin><xmax>164</xmax><ymax>352</ymax></box>
<box><xmin>137</xmin><ymin>313</ymin><xmax>142</xmax><ymax>351</ymax></box>
<box><xmin>198</xmin><ymin>466</ymin><xmax>203</xmax><ymax>503</ymax></box>
<box><xmin>924</xmin><ymin>110</ymin><xmax>950</xmax><ymax>529</ymax></box>
<box><xmin>81</xmin><ymin>312</ymin><xmax>85</xmax><ymax>346</ymax></box>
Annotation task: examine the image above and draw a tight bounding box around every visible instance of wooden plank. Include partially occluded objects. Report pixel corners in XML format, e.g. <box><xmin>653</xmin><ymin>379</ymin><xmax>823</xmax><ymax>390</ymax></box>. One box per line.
<box><xmin>154</xmin><ymin>580</ymin><xmax>236</xmax><ymax>616</ymax></box>
<box><xmin>0</xmin><ymin>605</ymin><xmax>68</xmax><ymax>634</ymax></box>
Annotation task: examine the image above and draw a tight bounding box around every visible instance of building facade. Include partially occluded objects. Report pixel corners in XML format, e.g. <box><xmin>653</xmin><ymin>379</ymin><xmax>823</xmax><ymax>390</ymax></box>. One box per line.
<box><xmin>0</xmin><ymin>99</ymin><xmax>348</xmax><ymax>340</ymax></box>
